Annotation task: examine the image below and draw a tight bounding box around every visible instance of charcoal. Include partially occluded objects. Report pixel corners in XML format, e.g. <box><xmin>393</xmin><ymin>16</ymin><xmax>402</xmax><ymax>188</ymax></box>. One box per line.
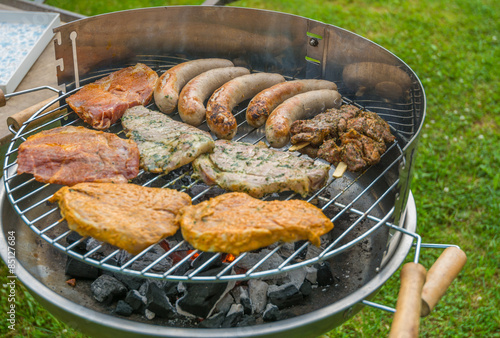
<box><xmin>304</xmin><ymin>266</ymin><xmax>318</xmax><ymax>284</ymax></box>
<box><xmin>115</xmin><ymin>300</ymin><xmax>133</xmax><ymax>317</ymax></box>
<box><xmin>65</xmin><ymin>257</ymin><xmax>99</xmax><ymax>279</ymax></box>
<box><xmin>91</xmin><ymin>275</ymin><xmax>127</xmax><ymax>304</ymax></box>
<box><xmin>176</xmin><ymin>266</ymin><xmax>233</xmax><ymax>318</ymax></box>
<box><xmin>238</xmin><ymin>287</ymin><xmax>252</xmax><ymax>315</ymax></box>
<box><xmin>127</xmin><ymin>245</ymin><xmax>173</xmax><ymax>273</ymax></box>
<box><xmin>236</xmin><ymin>315</ymin><xmax>257</xmax><ymax>327</ymax></box>
<box><xmin>263</xmin><ymin>303</ymin><xmax>293</xmax><ymax>322</ymax></box>
<box><xmin>248</xmin><ymin>279</ymin><xmax>268</xmax><ymax>314</ymax></box>
<box><xmin>145</xmin><ymin>282</ymin><xmax>175</xmax><ymax>318</ymax></box>
<box><xmin>191</xmin><ymin>252</ymin><xmax>223</xmax><ymax>271</ymax></box>
<box><xmin>113</xmin><ymin>272</ymin><xmax>144</xmax><ymax>291</ymax></box>
<box><xmin>262</xmin><ymin>303</ymin><xmax>281</xmax><ymax>322</ymax></box>
<box><xmin>221</xmin><ymin>304</ymin><xmax>244</xmax><ymax>328</ymax></box>
<box><xmin>299</xmin><ymin>279</ymin><xmax>313</xmax><ymax>297</ymax></box>
<box><xmin>293</xmin><ymin>240</ymin><xmax>308</xmax><ymax>260</ymax></box>
<box><xmin>198</xmin><ymin>312</ymin><xmax>225</xmax><ymax>328</ymax></box>
<box><xmin>164</xmin><ymin>281</ymin><xmax>180</xmax><ymax>301</ymax></box>
<box><xmin>214</xmin><ymin>292</ymin><xmax>234</xmax><ymax>315</ymax></box>
<box><xmin>267</xmin><ymin>283</ymin><xmax>303</xmax><ymax>309</ymax></box>
<box><xmin>315</xmin><ymin>261</ymin><xmax>334</xmax><ymax>286</ymax></box>
<box><xmin>124</xmin><ymin>290</ymin><xmax>147</xmax><ymax>313</ymax></box>
<box><xmin>66</xmin><ymin>231</ymin><xmax>88</xmax><ymax>253</ymax></box>
<box><xmin>144</xmin><ymin>309</ymin><xmax>155</xmax><ymax>320</ymax></box>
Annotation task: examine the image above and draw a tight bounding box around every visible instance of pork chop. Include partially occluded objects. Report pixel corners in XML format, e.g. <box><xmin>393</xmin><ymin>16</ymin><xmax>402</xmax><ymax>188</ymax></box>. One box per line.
<box><xmin>66</xmin><ymin>63</ymin><xmax>158</xmax><ymax>130</ymax></box>
<box><xmin>178</xmin><ymin>192</ymin><xmax>333</xmax><ymax>256</ymax></box>
<box><xmin>121</xmin><ymin>106</ymin><xmax>215</xmax><ymax>174</ymax></box>
<box><xmin>192</xmin><ymin>140</ymin><xmax>330</xmax><ymax>198</ymax></box>
<box><xmin>50</xmin><ymin>182</ymin><xmax>192</xmax><ymax>255</ymax></box>
<box><xmin>17</xmin><ymin>126</ymin><xmax>140</xmax><ymax>186</ymax></box>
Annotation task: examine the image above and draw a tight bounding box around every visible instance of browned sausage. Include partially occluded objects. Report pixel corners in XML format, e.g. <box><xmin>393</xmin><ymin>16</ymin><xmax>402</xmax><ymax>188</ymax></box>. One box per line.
<box><xmin>265</xmin><ymin>89</ymin><xmax>342</xmax><ymax>148</ymax></box>
<box><xmin>206</xmin><ymin>72</ymin><xmax>286</xmax><ymax>140</ymax></box>
<box><xmin>154</xmin><ymin>58</ymin><xmax>234</xmax><ymax>114</ymax></box>
<box><xmin>246</xmin><ymin>79</ymin><xmax>337</xmax><ymax>128</ymax></box>
<box><xmin>178</xmin><ymin>67</ymin><xmax>250</xmax><ymax>126</ymax></box>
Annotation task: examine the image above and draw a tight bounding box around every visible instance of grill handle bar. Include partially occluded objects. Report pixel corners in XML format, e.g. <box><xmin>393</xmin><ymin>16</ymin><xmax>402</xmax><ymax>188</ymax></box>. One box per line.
<box><xmin>1</xmin><ymin>87</ymin><xmax>64</xmax><ymax>133</ymax></box>
<box><xmin>362</xmin><ymin>243</ymin><xmax>466</xmax><ymax>337</ymax></box>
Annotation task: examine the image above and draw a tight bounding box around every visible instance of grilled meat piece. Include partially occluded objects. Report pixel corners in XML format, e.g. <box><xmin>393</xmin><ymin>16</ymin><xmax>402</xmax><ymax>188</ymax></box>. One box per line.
<box><xmin>17</xmin><ymin>126</ymin><xmax>140</xmax><ymax>186</ymax></box>
<box><xmin>318</xmin><ymin>130</ymin><xmax>388</xmax><ymax>172</ymax></box>
<box><xmin>178</xmin><ymin>192</ymin><xmax>333</xmax><ymax>256</ymax></box>
<box><xmin>50</xmin><ymin>183</ymin><xmax>191</xmax><ymax>255</ymax></box>
<box><xmin>192</xmin><ymin>140</ymin><xmax>330</xmax><ymax>198</ymax></box>
<box><xmin>290</xmin><ymin>104</ymin><xmax>395</xmax><ymax>172</ymax></box>
<box><xmin>121</xmin><ymin>106</ymin><xmax>214</xmax><ymax>174</ymax></box>
<box><xmin>290</xmin><ymin>104</ymin><xmax>360</xmax><ymax>146</ymax></box>
<box><xmin>66</xmin><ymin>63</ymin><xmax>158</xmax><ymax>130</ymax></box>
<box><xmin>346</xmin><ymin>110</ymin><xmax>395</xmax><ymax>144</ymax></box>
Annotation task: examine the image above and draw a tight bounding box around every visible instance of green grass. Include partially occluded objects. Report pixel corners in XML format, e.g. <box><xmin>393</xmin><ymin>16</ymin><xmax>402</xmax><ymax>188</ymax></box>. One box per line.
<box><xmin>2</xmin><ymin>0</ymin><xmax>499</xmax><ymax>336</ymax></box>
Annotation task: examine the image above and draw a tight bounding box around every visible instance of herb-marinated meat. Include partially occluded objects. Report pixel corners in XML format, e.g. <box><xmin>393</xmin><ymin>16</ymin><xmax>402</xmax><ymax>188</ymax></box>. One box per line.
<box><xmin>178</xmin><ymin>192</ymin><xmax>333</xmax><ymax>256</ymax></box>
<box><xmin>192</xmin><ymin>140</ymin><xmax>330</xmax><ymax>198</ymax></box>
<box><xmin>17</xmin><ymin>126</ymin><xmax>140</xmax><ymax>186</ymax></box>
<box><xmin>121</xmin><ymin>106</ymin><xmax>214</xmax><ymax>174</ymax></box>
<box><xmin>290</xmin><ymin>104</ymin><xmax>395</xmax><ymax>172</ymax></box>
<box><xmin>66</xmin><ymin>63</ymin><xmax>158</xmax><ymax>130</ymax></box>
<box><xmin>50</xmin><ymin>183</ymin><xmax>191</xmax><ymax>255</ymax></box>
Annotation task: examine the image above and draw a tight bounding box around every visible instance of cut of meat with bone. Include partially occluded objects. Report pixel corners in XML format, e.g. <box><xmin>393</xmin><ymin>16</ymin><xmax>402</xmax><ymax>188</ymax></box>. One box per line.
<box><xmin>66</xmin><ymin>63</ymin><xmax>158</xmax><ymax>130</ymax></box>
<box><xmin>121</xmin><ymin>106</ymin><xmax>214</xmax><ymax>174</ymax></box>
<box><xmin>192</xmin><ymin>140</ymin><xmax>330</xmax><ymax>198</ymax></box>
<box><xmin>50</xmin><ymin>183</ymin><xmax>192</xmax><ymax>255</ymax></box>
<box><xmin>178</xmin><ymin>192</ymin><xmax>333</xmax><ymax>256</ymax></box>
<box><xmin>17</xmin><ymin>126</ymin><xmax>140</xmax><ymax>186</ymax></box>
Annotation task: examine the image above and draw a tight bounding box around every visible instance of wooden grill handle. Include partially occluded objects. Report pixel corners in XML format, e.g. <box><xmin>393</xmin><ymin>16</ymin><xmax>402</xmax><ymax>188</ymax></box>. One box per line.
<box><xmin>7</xmin><ymin>95</ymin><xmax>61</xmax><ymax>132</ymax></box>
<box><xmin>420</xmin><ymin>246</ymin><xmax>467</xmax><ymax>317</ymax></box>
<box><xmin>389</xmin><ymin>262</ymin><xmax>427</xmax><ymax>338</ymax></box>
<box><xmin>0</xmin><ymin>89</ymin><xmax>6</xmax><ymax>107</ymax></box>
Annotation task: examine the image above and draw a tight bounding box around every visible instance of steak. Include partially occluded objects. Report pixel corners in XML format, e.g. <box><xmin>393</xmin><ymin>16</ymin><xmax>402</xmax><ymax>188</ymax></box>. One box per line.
<box><xmin>17</xmin><ymin>126</ymin><xmax>140</xmax><ymax>186</ymax></box>
<box><xmin>192</xmin><ymin>140</ymin><xmax>330</xmax><ymax>198</ymax></box>
<box><xmin>66</xmin><ymin>63</ymin><xmax>158</xmax><ymax>130</ymax></box>
<box><xmin>121</xmin><ymin>106</ymin><xmax>215</xmax><ymax>174</ymax></box>
<box><xmin>50</xmin><ymin>183</ymin><xmax>191</xmax><ymax>255</ymax></box>
<box><xmin>178</xmin><ymin>192</ymin><xmax>333</xmax><ymax>256</ymax></box>
<box><xmin>290</xmin><ymin>104</ymin><xmax>395</xmax><ymax>172</ymax></box>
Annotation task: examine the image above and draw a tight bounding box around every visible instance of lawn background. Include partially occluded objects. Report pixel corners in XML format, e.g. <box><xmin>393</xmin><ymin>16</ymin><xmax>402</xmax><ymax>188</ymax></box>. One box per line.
<box><xmin>1</xmin><ymin>0</ymin><xmax>498</xmax><ymax>337</ymax></box>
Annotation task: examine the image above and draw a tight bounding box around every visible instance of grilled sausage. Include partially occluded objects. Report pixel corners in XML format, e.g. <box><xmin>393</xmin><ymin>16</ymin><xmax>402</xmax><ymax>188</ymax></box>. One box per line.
<box><xmin>265</xmin><ymin>89</ymin><xmax>342</xmax><ymax>148</ymax></box>
<box><xmin>178</xmin><ymin>67</ymin><xmax>251</xmax><ymax>126</ymax></box>
<box><xmin>206</xmin><ymin>72</ymin><xmax>286</xmax><ymax>140</ymax></box>
<box><xmin>154</xmin><ymin>58</ymin><xmax>234</xmax><ymax>114</ymax></box>
<box><xmin>246</xmin><ymin>79</ymin><xmax>338</xmax><ymax>128</ymax></box>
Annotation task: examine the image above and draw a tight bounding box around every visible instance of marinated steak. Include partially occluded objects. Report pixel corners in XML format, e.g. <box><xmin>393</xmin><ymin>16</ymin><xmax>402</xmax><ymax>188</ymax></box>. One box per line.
<box><xmin>178</xmin><ymin>192</ymin><xmax>333</xmax><ymax>256</ymax></box>
<box><xmin>50</xmin><ymin>183</ymin><xmax>191</xmax><ymax>255</ymax></box>
<box><xmin>17</xmin><ymin>126</ymin><xmax>140</xmax><ymax>186</ymax></box>
<box><xmin>290</xmin><ymin>104</ymin><xmax>395</xmax><ymax>172</ymax></box>
<box><xmin>192</xmin><ymin>140</ymin><xmax>330</xmax><ymax>198</ymax></box>
<box><xmin>66</xmin><ymin>63</ymin><xmax>158</xmax><ymax>130</ymax></box>
<box><xmin>121</xmin><ymin>106</ymin><xmax>214</xmax><ymax>174</ymax></box>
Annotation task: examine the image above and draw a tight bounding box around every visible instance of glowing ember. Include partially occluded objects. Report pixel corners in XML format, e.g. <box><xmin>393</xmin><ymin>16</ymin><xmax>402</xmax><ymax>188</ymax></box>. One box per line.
<box><xmin>222</xmin><ymin>253</ymin><xmax>236</xmax><ymax>263</ymax></box>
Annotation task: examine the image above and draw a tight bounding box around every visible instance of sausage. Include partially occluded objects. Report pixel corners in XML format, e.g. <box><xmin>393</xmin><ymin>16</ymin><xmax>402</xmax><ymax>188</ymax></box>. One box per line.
<box><xmin>178</xmin><ymin>67</ymin><xmax>251</xmax><ymax>126</ymax></box>
<box><xmin>154</xmin><ymin>58</ymin><xmax>234</xmax><ymax>114</ymax></box>
<box><xmin>246</xmin><ymin>79</ymin><xmax>337</xmax><ymax>128</ymax></box>
<box><xmin>265</xmin><ymin>89</ymin><xmax>342</xmax><ymax>148</ymax></box>
<box><xmin>206</xmin><ymin>72</ymin><xmax>286</xmax><ymax>140</ymax></box>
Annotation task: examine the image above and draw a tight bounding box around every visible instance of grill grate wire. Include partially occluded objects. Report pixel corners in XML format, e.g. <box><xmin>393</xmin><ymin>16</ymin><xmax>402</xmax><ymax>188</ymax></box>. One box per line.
<box><xmin>2</xmin><ymin>59</ymin><xmax>419</xmax><ymax>283</ymax></box>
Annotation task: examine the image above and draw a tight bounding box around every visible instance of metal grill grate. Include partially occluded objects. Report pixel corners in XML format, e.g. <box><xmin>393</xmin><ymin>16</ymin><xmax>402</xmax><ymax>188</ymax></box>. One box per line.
<box><xmin>2</xmin><ymin>59</ymin><xmax>418</xmax><ymax>283</ymax></box>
